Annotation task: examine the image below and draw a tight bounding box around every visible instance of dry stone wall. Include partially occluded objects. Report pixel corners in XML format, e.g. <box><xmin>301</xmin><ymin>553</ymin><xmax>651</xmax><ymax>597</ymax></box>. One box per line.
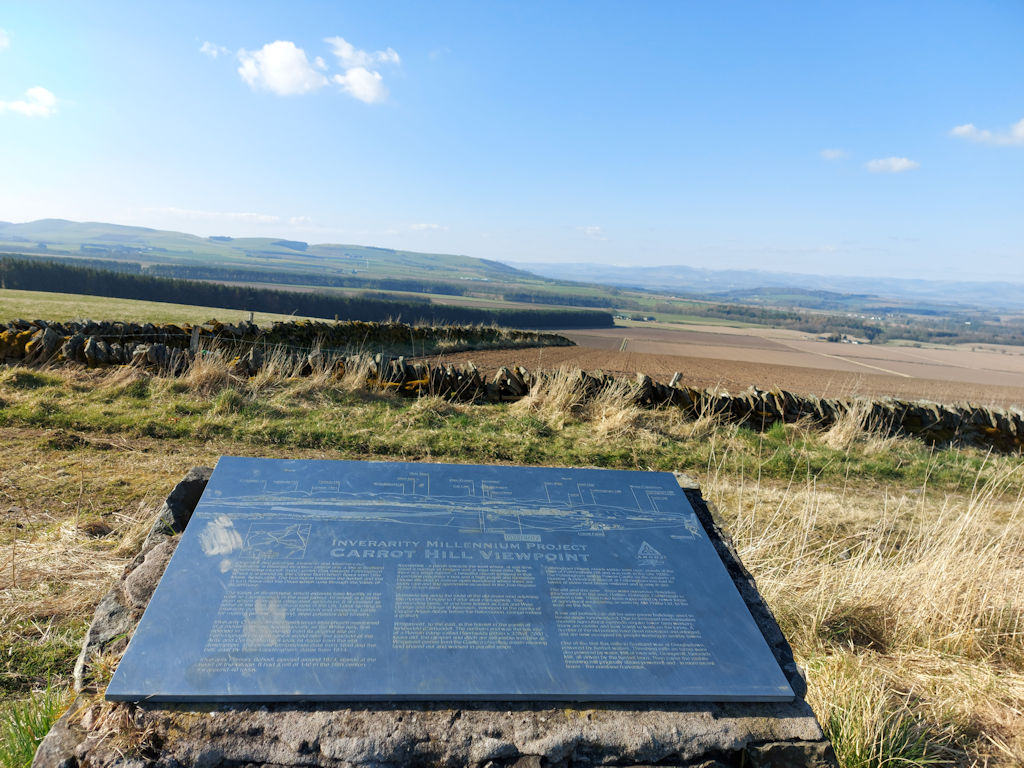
<box><xmin>361</xmin><ymin>362</ymin><xmax>1024</xmax><ymax>454</ymax></box>
<box><xmin>0</xmin><ymin>318</ymin><xmax>574</xmax><ymax>371</ymax></box>
<box><xmin>2</xmin><ymin>318</ymin><xmax>1022</xmax><ymax>453</ymax></box>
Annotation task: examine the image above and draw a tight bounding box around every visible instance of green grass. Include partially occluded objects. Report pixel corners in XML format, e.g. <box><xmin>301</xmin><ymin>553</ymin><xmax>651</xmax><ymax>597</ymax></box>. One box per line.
<box><xmin>1</xmin><ymin>619</ymin><xmax>84</xmax><ymax>698</ymax></box>
<box><xmin>0</xmin><ymin>686</ymin><xmax>70</xmax><ymax>768</ymax></box>
<box><xmin>0</xmin><ymin>366</ymin><xmax>1011</xmax><ymax>496</ymax></box>
<box><xmin>810</xmin><ymin>656</ymin><xmax>959</xmax><ymax>768</ymax></box>
<box><xmin>827</xmin><ymin>706</ymin><xmax>951</xmax><ymax>768</ymax></box>
<box><xmin>0</xmin><ymin>287</ymin><xmax>318</xmax><ymax>325</ymax></box>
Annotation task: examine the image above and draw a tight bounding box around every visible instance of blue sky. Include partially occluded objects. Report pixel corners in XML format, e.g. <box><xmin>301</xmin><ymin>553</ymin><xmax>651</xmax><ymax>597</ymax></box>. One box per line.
<box><xmin>1</xmin><ymin>1</ymin><xmax>1022</xmax><ymax>280</ymax></box>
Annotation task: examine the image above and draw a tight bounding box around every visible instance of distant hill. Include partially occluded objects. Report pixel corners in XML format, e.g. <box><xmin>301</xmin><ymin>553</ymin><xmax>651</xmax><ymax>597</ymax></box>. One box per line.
<box><xmin>510</xmin><ymin>261</ymin><xmax>1024</xmax><ymax>312</ymax></box>
<box><xmin>5</xmin><ymin>218</ymin><xmax>1023</xmax><ymax>320</ymax></box>
<box><xmin>0</xmin><ymin>219</ymin><xmax>531</xmax><ymax>283</ymax></box>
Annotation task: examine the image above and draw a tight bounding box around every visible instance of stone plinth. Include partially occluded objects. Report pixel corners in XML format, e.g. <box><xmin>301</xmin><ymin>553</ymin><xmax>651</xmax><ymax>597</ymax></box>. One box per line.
<box><xmin>34</xmin><ymin>467</ymin><xmax>837</xmax><ymax>768</ymax></box>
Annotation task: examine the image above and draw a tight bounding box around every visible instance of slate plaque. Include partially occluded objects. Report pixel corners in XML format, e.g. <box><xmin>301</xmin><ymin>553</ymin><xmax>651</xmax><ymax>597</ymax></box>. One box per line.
<box><xmin>106</xmin><ymin>457</ymin><xmax>794</xmax><ymax>702</ymax></box>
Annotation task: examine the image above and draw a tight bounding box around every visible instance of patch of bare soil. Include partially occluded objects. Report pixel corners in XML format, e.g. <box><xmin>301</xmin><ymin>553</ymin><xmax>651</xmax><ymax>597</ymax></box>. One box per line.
<box><xmin>420</xmin><ymin>337</ymin><xmax>1024</xmax><ymax>408</ymax></box>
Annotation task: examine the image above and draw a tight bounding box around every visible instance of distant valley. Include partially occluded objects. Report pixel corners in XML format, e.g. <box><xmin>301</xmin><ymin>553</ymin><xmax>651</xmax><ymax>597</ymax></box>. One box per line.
<box><xmin>3</xmin><ymin>219</ymin><xmax>1024</xmax><ymax>347</ymax></box>
<box><xmin>509</xmin><ymin>261</ymin><xmax>1024</xmax><ymax>313</ymax></box>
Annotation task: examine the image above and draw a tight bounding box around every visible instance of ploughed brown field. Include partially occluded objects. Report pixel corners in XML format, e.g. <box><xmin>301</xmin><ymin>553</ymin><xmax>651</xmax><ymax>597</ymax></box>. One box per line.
<box><xmin>422</xmin><ymin>321</ymin><xmax>1024</xmax><ymax>407</ymax></box>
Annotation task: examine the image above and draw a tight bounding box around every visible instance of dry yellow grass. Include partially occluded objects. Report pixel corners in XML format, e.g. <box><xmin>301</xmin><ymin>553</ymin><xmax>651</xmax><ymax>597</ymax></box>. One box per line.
<box><xmin>337</xmin><ymin>353</ymin><xmax>379</xmax><ymax>393</ymax></box>
<box><xmin>585</xmin><ymin>376</ymin><xmax>643</xmax><ymax>437</ymax></box>
<box><xmin>510</xmin><ymin>366</ymin><xmax>590</xmax><ymax>428</ymax></box>
<box><xmin>177</xmin><ymin>349</ymin><xmax>239</xmax><ymax>395</ymax></box>
<box><xmin>823</xmin><ymin>398</ymin><xmax>899</xmax><ymax>454</ymax></box>
<box><xmin>2</xmin><ymin>363</ymin><xmax>1023</xmax><ymax>766</ymax></box>
<box><xmin>708</xmin><ymin>464</ymin><xmax>1024</xmax><ymax>765</ymax></box>
<box><xmin>510</xmin><ymin>366</ymin><xmax>647</xmax><ymax>438</ymax></box>
<box><xmin>512</xmin><ymin>371</ymin><xmax>1024</xmax><ymax>762</ymax></box>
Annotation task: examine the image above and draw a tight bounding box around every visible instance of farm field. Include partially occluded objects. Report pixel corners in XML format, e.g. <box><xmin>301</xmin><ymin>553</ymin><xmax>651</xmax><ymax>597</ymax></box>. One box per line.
<box><xmin>4</xmin><ymin>286</ymin><xmax>1023</xmax><ymax>408</ymax></box>
<box><xmin>0</xmin><ymin>288</ymin><xmax>314</xmax><ymax>326</ymax></box>
<box><xmin>427</xmin><ymin>321</ymin><xmax>1024</xmax><ymax>407</ymax></box>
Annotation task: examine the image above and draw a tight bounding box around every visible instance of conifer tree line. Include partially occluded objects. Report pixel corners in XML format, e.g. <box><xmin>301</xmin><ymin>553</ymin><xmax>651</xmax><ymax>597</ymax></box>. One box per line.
<box><xmin>144</xmin><ymin>263</ymin><xmax>620</xmax><ymax>307</ymax></box>
<box><xmin>9</xmin><ymin>252</ymin><xmax>624</xmax><ymax>308</ymax></box>
<box><xmin>0</xmin><ymin>257</ymin><xmax>614</xmax><ymax>329</ymax></box>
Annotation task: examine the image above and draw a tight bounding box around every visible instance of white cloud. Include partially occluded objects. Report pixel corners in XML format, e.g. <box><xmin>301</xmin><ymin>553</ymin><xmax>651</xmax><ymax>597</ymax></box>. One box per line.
<box><xmin>580</xmin><ymin>226</ymin><xmax>606</xmax><ymax>240</ymax></box>
<box><xmin>820</xmin><ymin>148</ymin><xmax>846</xmax><ymax>160</ymax></box>
<box><xmin>148</xmin><ymin>207</ymin><xmax>281</xmax><ymax>224</ymax></box>
<box><xmin>231</xmin><ymin>36</ymin><xmax>397</xmax><ymax>103</ymax></box>
<box><xmin>323</xmin><ymin>36</ymin><xmax>399</xmax><ymax>103</ymax></box>
<box><xmin>200</xmin><ymin>41</ymin><xmax>228</xmax><ymax>58</ymax></box>
<box><xmin>0</xmin><ymin>86</ymin><xmax>57</xmax><ymax>117</ymax></box>
<box><xmin>951</xmin><ymin>118</ymin><xmax>1024</xmax><ymax>147</ymax></box>
<box><xmin>866</xmin><ymin>157</ymin><xmax>919</xmax><ymax>173</ymax></box>
<box><xmin>332</xmin><ymin>67</ymin><xmax>387</xmax><ymax>103</ymax></box>
<box><xmin>324</xmin><ymin>36</ymin><xmax>400</xmax><ymax>68</ymax></box>
<box><xmin>237</xmin><ymin>41</ymin><xmax>327</xmax><ymax>96</ymax></box>
<box><xmin>289</xmin><ymin>215</ymin><xmax>313</xmax><ymax>226</ymax></box>
<box><xmin>0</xmin><ymin>28</ymin><xmax>10</xmax><ymax>51</ymax></box>
<box><xmin>409</xmin><ymin>223</ymin><xmax>446</xmax><ymax>231</ymax></box>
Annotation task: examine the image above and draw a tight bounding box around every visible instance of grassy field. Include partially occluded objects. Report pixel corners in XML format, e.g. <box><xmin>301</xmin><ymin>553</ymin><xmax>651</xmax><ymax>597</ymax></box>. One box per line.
<box><xmin>0</xmin><ymin>284</ymin><xmax>752</xmax><ymax>332</ymax></box>
<box><xmin>0</xmin><ymin>357</ymin><xmax>1022</xmax><ymax>767</ymax></box>
<box><xmin>0</xmin><ymin>288</ymin><xmax>317</xmax><ymax>325</ymax></box>
<box><xmin>0</xmin><ymin>221</ymin><xmax>525</xmax><ymax>282</ymax></box>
